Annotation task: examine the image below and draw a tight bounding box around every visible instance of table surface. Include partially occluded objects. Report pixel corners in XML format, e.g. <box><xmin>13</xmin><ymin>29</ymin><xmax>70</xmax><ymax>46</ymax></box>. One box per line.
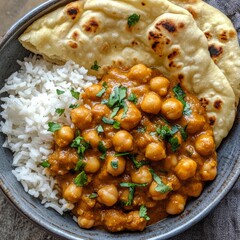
<box><xmin>0</xmin><ymin>0</ymin><xmax>239</xmax><ymax>240</ymax></box>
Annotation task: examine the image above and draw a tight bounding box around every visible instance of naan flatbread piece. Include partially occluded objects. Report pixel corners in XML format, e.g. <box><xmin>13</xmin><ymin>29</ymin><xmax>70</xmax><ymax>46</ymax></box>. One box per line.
<box><xmin>19</xmin><ymin>0</ymin><xmax>236</xmax><ymax>147</ymax></box>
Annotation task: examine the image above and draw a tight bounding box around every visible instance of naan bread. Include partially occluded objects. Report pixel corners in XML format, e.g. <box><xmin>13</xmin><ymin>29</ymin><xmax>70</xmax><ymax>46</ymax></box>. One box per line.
<box><xmin>19</xmin><ymin>0</ymin><xmax>236</xmax><ymax>147</ymax></box>
<box><xmin>169</xmin><ymin>0</ymin><xmax>240</xmax><ymax>105</ymax></box>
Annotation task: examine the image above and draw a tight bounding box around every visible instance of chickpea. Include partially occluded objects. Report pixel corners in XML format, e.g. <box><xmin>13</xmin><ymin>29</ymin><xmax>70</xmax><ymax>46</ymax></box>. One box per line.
<box><xmin>128</xmin><ymin>64</ymin><xmax>152</xmax><ymax>83</ymax></box>
<box><xmin>82</xmin><ymin>129</ymin><xmax>101</xmax><ymax>148</ymax></box>
<box><xmin>150</xmin><ymin>76</ymin><xmax>170</xmax><ymax>96</ymax></box>
<box><xmin>54</xmin><ymin>126</ymin><xmax>74</xmax><ymax>147</ymax></box>
<box><xmin>106</xmin><ymin>155</ymin><xmax>126</xmax><ymax>176</ymax></box>
<box><xmin>200</xmin><ymin>159</ymin><xmax>217</xmax><ymax>181</ymax></box>
<box><xmin>112</xmin><ymin>130</ymin><xmax>133</xmax><ymax>152</ymax></box>
<box><xmin>78</xmin><ymin>216</ymin><xmax>95</xmax><ymax>229</ymax></box>
<box><xmin>166</xmin><ymin>193</ymin><xmax>186</xmax><ymax>215</ymax></box>
<box><xmin>84</xmin><ymin>155</ymin><xmax>101</xmax><ymax>173</ymax></box>
<box><xmin>135</xmin><ymin>133</ymin><xmax>153</xmax><ymax>149</ymax></box>
<box><xmin>163</xmin><ymin>154</ymin><xmax>178</xmax><ymax>170</ymax></box>
<box><xmin>195</xmin><ymin>133</ymin><xmax>215</xmax><ymax>156</ymax></box>
<box><xmin>167</xmin><ymin>174</ymin><xmax>181</xmax><ymax>191</ymax></box>
<box><xmin>186</xmin><ymin>182</ymin><xmax>203</xmax><ymax>197</ymax></box>
<box><xmin>63</xmin><ymin>182</ymin><xmax>83</xmax><ymax>203</ymax></box>
<box><xmin>114</xmin><ymin>102</ymin><xmax>142</xmax><ymax>130</ymax></box>
<box><xmin>140</xmin><ymin>92</ymin><xmax>162</xmax><ymax>114</ymax></box>
<box><xmin>161</xmin><ymin>98</ymin><xmax>183</xmax><ymax>120</ymax></box>
<box><xmin>131</xmin><ymin>166</ymin><xmax>152</xmax><ymax>184</ymax></box>
<box><xmin>149</xmin><ymin>181</ymin><xmax>170</xmax><ymax>200</ymax></box>
<box><xmin>145</xmin><ymin>142</ymin><xmax>166</xmax><ymax>161</ymax></box>
<box><xmin>175</xmin><ymin>157</ymin><xmax>197</xmax><ymax>180</ymax></box>
<box><xmin>97</xmin><ymin>184</ymin><xmax>119</xmax><ymax>206</ymax></box>
<box><xmin>92</xmin><ymin>103</ymin><xmax>111</xmax><ymax>122</ymax></box>
<box><xmin>186</xmin><ymin>114</ymin><xmax>206</xmax><ymax>134</ymax></box>
<box><xmin>70</xmin><ymin>105</ymin><xmax>92</xmax><ymax>130</ymax></box>
<box><xmin>84</xmin><ymin>84</ymin><xmax>103</xmax><ymax>101</ymax></box>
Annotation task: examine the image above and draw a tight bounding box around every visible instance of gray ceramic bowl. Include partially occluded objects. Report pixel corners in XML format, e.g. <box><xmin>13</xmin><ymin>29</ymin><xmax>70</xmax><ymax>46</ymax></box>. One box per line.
<box><xmin>0</xmin><ymin>0</ymin><xmax>239</xmax><ymax>239</ymax></box>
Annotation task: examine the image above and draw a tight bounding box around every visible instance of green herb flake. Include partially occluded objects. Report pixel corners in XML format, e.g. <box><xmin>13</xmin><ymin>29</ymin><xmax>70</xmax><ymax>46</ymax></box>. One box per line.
<box><xmin>150</xmin><ymin>169</ymin><xmax>172</xmax><ymax>193</ymax></box>
<box><xmin>121</xmin><ymin>100</ymin><xmax>128</xmax><ymax>119</ymax></box>
<box><xmin>70</xmin><ymin>88</ymin><xmax>80</xmax><ymax>100</ymax></box>
<box><xmin>128</xmin><ymin>154</ymin><xmax>149</xmax><ymax>169</ymax></box>
<box><xmin>120</xmin><ymin>182</ymin><xmax>148</xmax><ymax>188</ymax></box>
<box><xmin>96</xmin><ymin>88</ymin><xmax>106</xmax><ymax>98</ymax></box>
<box><xmin>89</xmin><ymin>193</ymin><xmax>98</xmax><ymax>199</ymax></box>
<box><xmin>139</xmin><ymin>205</ymin><xmax>150</xmax><ymax>221</ymax></box>
<box><xmin>173</xmin><ymin>84</ymin><xmax>192</xmax><ymax>116</ymax></box>
<box><xmin>179</xmin><ymin>125</ymin><xmax>188</xmax><ymax>141</ymax></box>
<box><xmin>55</xmin><ymin>108</ymin><xmax>65</xmax><ymax>116</ymax></box>
<box><xmin>111</xmin><ymin>160</ymin><xmax>118</xmax><ymax>169</ymax></box>
<box><xmin>96</xmin><ymin>125</ymin><xmax>104</xmax><ymax>134</ymax></box>
<box><xmin>156</xmin><ymin>125</ymin><xmax>172</xmax><ymax>139</ymax></box>
<box><xmin>113</xmin><ymin>121</ymin><xmax>121</xmax><ymax>129</ymax></box>
<box><xmin>98</xmin><ymin>141</ymin><xmax>107</xmax><ymax>160</ymax></box>
<box><xmin>74</xmin><ymin>159</ymin><xmax>86</xmax><ymax>172</ymax></box>
<box><xmin>128</xmin><ymin>93</ymin><xmax>138</xmax><ymax>104</ymax></box>
<box><xmin>56</xmin><ymin>89</ymin><xmax>65</xmax><ymax>95</ymax></box>
<box><xmin>169</xmin><ymin>136</ymin><xmax>180</xmax><ymax>152</ymax></box>
<box><xmin>91</xmin><ymin>60</ymin><xmax>101</xmax><ymax>71</ymax></box>
<box><xmin>137</xmin><ymin>126</ymin><xmax>146</xmax><ymax>133</ymax></box>
<box><xmin>69</xmin><ymin>104</ymin><xmax>79</xmax><ymax>109</ymax></box>
<box><xmin>127</xmin><ymin>13</ymin><xmax>140</xmax><ymax>27</ymax></box>
<box><xmin>110</xmin><ymin>107</ymin><xmax>120</xmax><ymax>118</ymax></box>
<box><xmin>40</xmin><ymin>160</ymin><xmax>50</xmax><ymax>168</ymax></box>
<box><xmin>74</xmin><ymin>171</ymin><xmax>88</xmax><ymax>187</ymax></box>
<box><xmin>71</xmin><ymin>136</ymin><xmax>90</xmax><ymax>159</ymax></box>
<box><xmin>47</xmin><ymin>122</ymin><xmax>61</xmax><ymax>132</ymax></box>
<box><xmin>115</xmin><ymin>152</ymin><xmax>130</xmax><ymax>157</ymax></box>
<box><xmin>102</xmin><ymin>117</ymin><xmax>115</xmax><ymax>125</ymax></box>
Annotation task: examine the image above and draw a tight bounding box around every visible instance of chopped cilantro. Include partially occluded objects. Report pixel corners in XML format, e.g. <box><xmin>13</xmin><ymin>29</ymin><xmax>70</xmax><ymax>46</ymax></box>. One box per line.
<box><xmin>150</xmin><ymin>169</ymin><xmax>172</xmax><ymax>193</ymax></box>
<box><xmin>91</xmin><ymin>60</ymin><xmax>101</xmax><ymax>71</ymax></box>
<box><xmin>113</xmin><ymin>121</ymin><xmax>121</xmax><ymax>129</ymax></box>
<box><xmin>128</xmin><ymin>154</ymin><xmax>149</xmax><ymax>169</ymax></box>
<box><xmin>173</xmin><ymin>84</ymin><xmax>192</xmax><ymax>116</ymax></box>
<box><xmin>137</xmin><ymin>126</ymin><xmax>146</xmax><ymax>133</ymax></box>
<box><xmin>71</xmin><ymin>136</ymin><xmax>90</xmax><ymax>159</ymax></box>
<box><xmin>89</xmin><ymin>193</ymin><xmax>98</xmax><ymax>199</ymax></box>
<box><xmin>121</xmin><ymin>100</ymin><xmax>128</xmax><ymax>119</ymax></box>
<box><xmin>47</xmin><ymin>122</ymin><xmax>61</xmax><ymax>132</ymax></box>
<box><xmin>98</xmin><ymin>141</ymin><xmax>107</xmax><ymax>160</ymax></box>
<box><xmin>74</xmin><ymin>171</ymin><xmax>88</xmax><ymax>187</ymax></box>
<box><xmin>111</xmin><ymin>160</ymin><xmax>118</xmax><ymax>169</ymax></box>
<box><xmin>102</xmin><ymin>117</ymin><xmax>115</xmax><ymax>125</ymax></box>
<box><xmin>74</xmin><ymin>159</ymin><xmax>86</xmax><ymax>172</ymax></box>
<box><xmin>179</xmin><ymin>125</ymin><xmax>188</xmax><ymax>141</ymax></box>
<box><xmin>107</xmin><ymin>86</ymin><xmax>127</xmax><ymax>108</ymax></box>
<box><xmin>156</xmin><ymin>125</ymin><xmax>172</xmax><ymax>139</ymax></box>
<box><xmin>69</xmin><ymin>104</ymin><xmax>79</xmax><ymax>109</ymax></box>
<box><xmin>56</xmin><ymin>89</ymin><xmax>65</xmax><ymax>95</ymax></box>
<box><xmin>110</xmin><ymin>107</ymin><xmax>120</xmax><ymax>118</ymax></box>
<box><xmin>128</xmin><ymin>93</ymin><xmax>138</xmax><ymax>104</ymax></box>
<box><xmin>55</xmin><ymin>108</ymin><xmax>65</xmax><ymax>116</ymax></box>
<box><xmin>115</xmin><ymin>152</ymin><xmax>131</xmax><ymax>157</ymax></box>
<box><xmin>127</xmin><ymin>14</ymin><xmax>140</xmax><ymax>27</ymax></box>
<box><xmin>168</xmin><ymin>137</ymin><xmax>180</xmax><ymax>152</ymax></box>
<box><xmin>96</xmin><ymin>88</ymin><xmax>106</xmax><ymax>97</ymax></box>
<box><xmin>40</xmin><ymin>160</ymin><xmax>50</xmax><ymax>168</ymax></box>
<box><xmin>96</xmin><ymin>125</ymin><xmax>104</xmax><ymax>134</ymax></box>
<box><xmin>139</xmin><ymin>205</ymin><xmax>150</xmax><ymax>221</ymax></box>
<box><xmin>120</xmin><ymin>182</ymin><xmax>148</xmax><ymax>188</ymax></box>
<box><xmin>70</xmin><ymin>88</ymin><xmax>80</xmax><ymax>100</ymax></box>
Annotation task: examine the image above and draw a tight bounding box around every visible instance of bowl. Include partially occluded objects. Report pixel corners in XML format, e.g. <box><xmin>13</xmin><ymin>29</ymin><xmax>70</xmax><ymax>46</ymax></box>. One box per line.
<box><xmin>0</xmin><ymin>0</ymin><xmax>239</xmax><ymax>239</ymax></box>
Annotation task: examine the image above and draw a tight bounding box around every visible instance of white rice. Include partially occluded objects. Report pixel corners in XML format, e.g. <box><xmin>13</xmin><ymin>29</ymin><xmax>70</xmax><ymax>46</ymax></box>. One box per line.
<box><xmin>0</xmin><ymin>55</ymin><xmax>97</xmax><ymax>214</ymax></box>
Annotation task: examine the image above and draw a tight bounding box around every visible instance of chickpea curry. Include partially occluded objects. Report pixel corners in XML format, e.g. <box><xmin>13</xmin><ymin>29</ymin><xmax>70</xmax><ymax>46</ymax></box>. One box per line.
<box><xmin>46</xmin><ymin>64</ymin><xmax>217</xmax><ymax>232</ymax></box>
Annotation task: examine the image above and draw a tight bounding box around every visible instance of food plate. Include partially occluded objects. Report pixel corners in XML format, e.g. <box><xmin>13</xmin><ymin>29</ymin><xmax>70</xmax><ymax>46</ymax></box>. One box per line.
<box><xmin>0</xmin><ymin>0</ymin><xmax>239</xmax><ymax>239</ymax></box>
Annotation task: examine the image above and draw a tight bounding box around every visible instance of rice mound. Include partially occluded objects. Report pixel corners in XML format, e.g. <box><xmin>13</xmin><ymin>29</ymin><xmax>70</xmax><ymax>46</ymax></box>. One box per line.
<box><xmin>0</xmin><ymin>55</ymin><xmax>97</xmax><ymax>214</ymax></box>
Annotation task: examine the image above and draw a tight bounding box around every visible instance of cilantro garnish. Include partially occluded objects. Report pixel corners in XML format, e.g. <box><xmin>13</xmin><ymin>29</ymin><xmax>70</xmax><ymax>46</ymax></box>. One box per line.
<box><xmin>115</xmin><ymin>152</ymin><xmax>131</xmax><ymax>157</ymax></box>
<box><xmin>120</xmin><ymin>182</ymin><xmax>148</xmax><ymax>188</ymax></box>
<box><xmin>70</xmin><ymin>88</ymin><xmax>80</xmax><ymax>100</ymax></box>
<box><xmin>74</xmin><ymin>159</ymin><xmax>86</xmax><ymax>172</ymax></box>
<box><xmin>168</xmin><ymin>137</ymin><xmax>180</xmax><ymax>152</ymax></box>
<box><xmin>137</xmin><ymin>126</ymin><xmax>146</xmax><ymax>133</ymax></box>
<box><xmin>89</xmin><ymin>193</ymin><xmax>98</xmax><ymax>199</ymax></box>
<box><xmin>96</xmin><ymin>82</ymin><xmax>108</xmax><ymax>97</ymax></box>
<box><xmin>128</xmin><ymin>154</ymin><xmax>149</xmax><ymax>169</ymax></box>
<box><xmin>150</xmin><ymin>169</ymin><xmax>172</xmax><ymax>193</ymax></box>
<box><xmin>96</xmin><ymin>125</ymin><xmax>104</xmax><ymax>134</ymax></box>
<box><xmin>110</xmin><ymin>107</ymin><xmax>120</xmax><ymax>118</ymax></box>
<box><xmin>55</xmin><ymin>108</ymin><xmax>65</xmax><ymax>116</ymax></box>
<box><xmin>69</xmin><ymin>104</ymin><xmax>79</xmax><ymax>109</ymax></box>
<box><xmin>40</xmin><ymin>160</ymin><xmax>50</xmax><ymax>168</ymax></box>
<box><xmin>127</xmin><ymin>14</ymin><xmax>140</xmax><ymax>27</ymax></box>
<box><xmin>71</xmin><ymin>136</ymin><xmax>90</xmax><ymax>159</ymax></box>
<box><xmin>173</xmin><ymin>84</ymin><xmax>192</xmax><ymax>116</ymax></box>
<box><xmin>56</xmin><ymin>89</ymin><xmax>65</xmax><ymax>95</ymax></box>
<box><xmin>128</xmin><ymin>93</ymin><xmax>138</xmax><ymax>104</ymax></box>
<box><xmin>139</xmin><ymin>205</ymin><xmax>150</xmax><ymax>221</ymax></box>
<box><xmin>113</xmin><ymin>121</ymin><xmax>121</xmax><ymax>129</ymax></box>
<box><xmin>98</xmin><ymin>141</ymin><xmax>107</xmax><ymax>160</ymax></box>
<box><xmin>74</xmin><ymin>171</ymin><xmax>88</xmax><ymax>187</ymax></box>
<box><xmin>91</xmin><ymin>61</ymin><xmax>101</xmax><ymax>71</ymax></box>
<box><xmin>47</xmin><ymin>122</ymin><xmax>61</xmax><ymax>132</ymax></box>
<box><xmin>102</xmin><ymin>117</ymin><xmax>121</xmax><ymax>129</ymax></box>
<box><xmin>111</xmin><ymin>160</ymin><xmax>118</xmax><ymax>169</ymax></box>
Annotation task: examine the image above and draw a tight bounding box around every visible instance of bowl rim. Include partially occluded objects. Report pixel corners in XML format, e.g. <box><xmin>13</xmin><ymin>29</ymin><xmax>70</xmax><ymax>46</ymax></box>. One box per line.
<box><xmin>0</xmin><ymin>0</ymin><xmax>239</xmax><ymax>239</ymax></box>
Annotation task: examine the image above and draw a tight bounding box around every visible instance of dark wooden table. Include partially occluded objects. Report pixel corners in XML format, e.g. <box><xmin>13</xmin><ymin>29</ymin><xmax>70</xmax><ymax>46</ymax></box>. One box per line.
<box><xmin>0</xmin><ymin>1</ymin><xmax>239</xmax><ymax>240</ymax></box>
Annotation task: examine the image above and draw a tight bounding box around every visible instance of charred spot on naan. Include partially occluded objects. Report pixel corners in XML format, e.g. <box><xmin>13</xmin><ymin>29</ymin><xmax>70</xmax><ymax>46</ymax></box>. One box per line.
<box><xmin>204</xmin><ymin>31</ymin><xmax>213</xmax><ymax>40</ymax></box>
<box><xmin>68</xmin><ymin>41</ymin><xmax>78</xmax><ymax>49</ymax></box>
<box><xmin>208</xmin><ymin>116</ymin><xmax>216</xmax><ymax>126</ymax></box>
<box><xmin>65</xmin><ymin>2</ymin><xmax>82</xmax><ymax>20</ymax></box>
<box><xmin>214</xmin><ymin>99</ymin><xmax>223</xmax><ymax>111</ymax></box>
<box><xmin>200</xmin><ymin>97</ymin><xmax>209</xmax><ymax>109</ymax></box>
<box><xmin>218</xmin><ymin>29</ymin><xmax>236</xmax><ymax>42</ymax></box>
<box><xmin>208</xmin><ymin>44</ymin><xmax>223</xmax><ymax>62</ymax></box>
<box><xmin>83</xmin><ymin>17</ymin><xmax>100</xmax><ymax>33</ymax></box>
<box><xmin>168</xmin><ymin>48</ymin><xmax>180</xmax><ymax>60</ymax></box>
<box><xmin>71</xmin><ymin>31</ymin><xmax>80</xmax><ymax>41</ymax></box>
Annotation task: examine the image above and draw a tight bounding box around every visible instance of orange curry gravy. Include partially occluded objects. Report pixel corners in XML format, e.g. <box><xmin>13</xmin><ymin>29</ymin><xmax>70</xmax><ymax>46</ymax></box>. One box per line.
<box><xmin>47</xmin><ymin>64</ymin><xmax>217</xmax><ymax>232</ymax></box>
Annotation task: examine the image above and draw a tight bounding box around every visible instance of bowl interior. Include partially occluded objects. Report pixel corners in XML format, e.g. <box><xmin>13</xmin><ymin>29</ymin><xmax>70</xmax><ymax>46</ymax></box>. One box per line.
<box><xmin>0</xmin><ymin>0</ymin><xmax>239</xmax><ymax>239</ymax></box>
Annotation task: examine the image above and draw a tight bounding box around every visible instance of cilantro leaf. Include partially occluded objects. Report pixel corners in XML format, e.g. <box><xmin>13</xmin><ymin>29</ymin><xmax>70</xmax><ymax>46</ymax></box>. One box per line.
<box><xmin>47</xmin><ymin>122</ymin><xmax>61</xmax><ymax>132</ymax></box>
<box><xmin>56</xmin><ymin>89</ymin><xmax>65</xmax><ymax>95</ymax></box>
<box><xmin>128</xmin><ymin>154</ymin><xmax>149</xmax><ymax>169</ymax></box>
<box><xmin>115</xmin><ymin>152</ymin><xmax>131</xmax><ymax>157</ymax></box>
<box><xmin>110</xmin><ymin>107</ymin><xmax>120</xmax><ymax>118</ymax></box>
<box><xmin>96</xmin><ymin>88</ymin><xmax>106</xmax><ymax>97</ymax></box>
<box><xmin>69</xmin><ymin>104</ymin><xmax>79</xmax><ymax>109</ymax></box>
<box><xmin>102</xmin><ymin>117</ymin><xmax>115</xmax><ymax>125</ymax></box>
<box><xmin>179</xmin><ymin>125</ymin><xmax>188</xmax><ymax>141</ymax></box>
<box><xmin>91</xmin><ymin>61</ymin><xmax>100</xmax><ymax>71</ymax></box>
<box><xmin>96</xmin><ymin>125</ymin><xmax>104</xmax><ymax>134</ymax></box>
<box><xmin>74</xmin><ymin>159</ymin><xmax>86</xmax><ymax>172</ymax></box>
<box><xmin>71</xmin><ymin>136</ymin><xmax>90</xmax><ymax>159</ymax></box>
<box><xmin>98</xmin><ymin>141</ymin><xmax>107</xmax><ymax>160</ymax></box>
<box><xmin>113</xmin><ymin>121</ymin><xmax>121</xmax><ymax>129</ymax></box>
<box><xmin>128</xmin><ymin>14</ymin><xmax>140</xmax><ymax>27</ymax></box>
<box><xmin>74</xmin><ymin>171</ymin><xmax>88</xmax><ymax>187</ymax></box>
<box><xmin>156</xmin><ymin>125</ymin><xmax>172</xmax><ymax>139</ymax></box>
<box><xmin>40</xmin><ymin>160</ymin><xmax>50</xmax><ymax>168</ymax></box>
<box><xmin>55</xmin><ymin>108</ymin><xmax>65</xmax><ymax>116</ymax></box>
<box><xmin>150</xmin><ymin>169</ymin><xmax>172</xmax><ymax>193</ymax></box>
<box><xmin>89</xmin><ymin>193</ymin><xmax>98</xmax><ymax>199</ymax></box>
<box><xmin>120</xmin><ymin>182</ymin><xmax>148</xmax><ymax>188</ymax></box>
<box><xmin>128</xmin><ymin>93</ymin><xmax>138</xmax><ymax>104</ymax></box>
<box><xmin>70</xmin><ymin>88</ymin><xmax>80</xmax><ymax>100</ymax></box>
<box><xmin>168</xmin><ymin>136</ymin><xmax>180</xmax><ymax>152</ymax></box>
<box><xmin>139</xmin><ymin>205</ymin><xmax>150</xmax><ymax>221</ymax></box>
<box><xmin>121</xmin><ymin>100</ymin><xmax>128</xmax><ymax>119</ymax></box>
<box><xmin>137</xmin><ymin>126</ymin><xmax>146</xmax><ymax>133</ymax></box>
<box><xmin>111</xmin><ymin>160</ymin><xmax>118</xmax><ymax>169</ymax></box>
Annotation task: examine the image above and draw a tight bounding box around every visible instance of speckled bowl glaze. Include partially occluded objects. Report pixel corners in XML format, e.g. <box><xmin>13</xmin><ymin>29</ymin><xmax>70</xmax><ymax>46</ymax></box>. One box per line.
<box><xmin>0</xmin><ymin>0</ymin><xmax>239</xmax><ymax>239</ymax></box>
